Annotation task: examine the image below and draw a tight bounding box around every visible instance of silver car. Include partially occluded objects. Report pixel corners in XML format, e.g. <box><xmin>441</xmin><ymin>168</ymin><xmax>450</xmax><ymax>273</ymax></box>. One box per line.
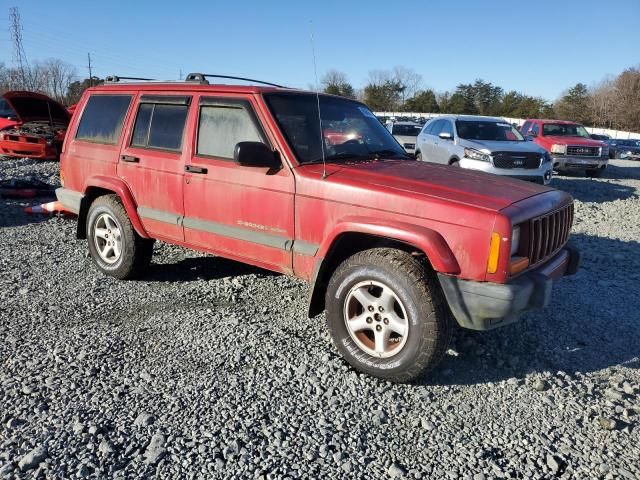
<box><xmin>416</xmin><ymin>115</ymin><xmax>553</xmax><ymax>184</ymax></box>
<box><xmin>386</xmin><ymin>121</ymin><xmax>422</xmax><ymax>156</ymax></box>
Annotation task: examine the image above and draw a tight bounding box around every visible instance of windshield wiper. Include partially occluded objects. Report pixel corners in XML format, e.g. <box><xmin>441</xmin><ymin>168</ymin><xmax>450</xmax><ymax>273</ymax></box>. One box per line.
<box><xmin>368</xmin><ymin>149</ymin><xmax>410</xmax><ymax>159</ymax></box>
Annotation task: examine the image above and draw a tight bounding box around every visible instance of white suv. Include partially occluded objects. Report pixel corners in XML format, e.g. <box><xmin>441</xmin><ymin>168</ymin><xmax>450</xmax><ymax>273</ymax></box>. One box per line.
<box><xmin>416</xmin><ymin>115</ymin><xmax>553</xmax><ymax>184</ymax></box>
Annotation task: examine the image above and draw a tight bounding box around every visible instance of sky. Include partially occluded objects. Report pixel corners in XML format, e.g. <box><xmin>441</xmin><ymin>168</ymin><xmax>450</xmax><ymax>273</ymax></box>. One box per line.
<box><xmin>0</xmin><ymin>0</ymin><xmax>638</xmax><ymax>101</ymax></box>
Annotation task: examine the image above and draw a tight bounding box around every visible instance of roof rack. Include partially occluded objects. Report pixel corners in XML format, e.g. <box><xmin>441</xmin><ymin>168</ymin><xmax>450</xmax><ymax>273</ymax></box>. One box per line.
<box><xmin>105</xmin><ymin>75</ymin><xmax>156</xmax><ymax>83</ymax></box>
<box><xmin>103</xmin><ymin>73</ymin><xmax>287</xmax><ymax>88</ymax></box>
<box><xmin>185</xmin><ymin>73</ymin><xmax>286</xmax><ymax>88</ymax></box>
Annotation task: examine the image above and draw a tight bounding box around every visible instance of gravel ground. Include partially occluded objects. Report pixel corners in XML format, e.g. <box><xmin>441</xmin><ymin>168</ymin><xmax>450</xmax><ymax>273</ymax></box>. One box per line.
<box><xmin>0</xmin><ymin>158</ymin><xmax>638</xmax><ymax>479</ymax></box>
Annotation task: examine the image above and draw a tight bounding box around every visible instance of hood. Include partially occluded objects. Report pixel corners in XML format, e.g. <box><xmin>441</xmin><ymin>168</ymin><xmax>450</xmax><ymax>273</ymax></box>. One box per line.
<box><xmin>543</xmin><ymin>135</ymin><xmax>604</xmax><ymax>147</ymax></box>
<box><xmin>315</xmin><ymin>159</ymin><xmax>552</xmax><ymax>212</ymax></box>
<box><xmin>2</xmin><ymin>91</ymin><xmax>70</xmax><ymax>124</ymax></box>
<box><xmin>394</xmin><ymin>134</ymin><xmax>418</xmax><ymax>144</ymax></box>
<box><xmin>461</xmin><ymin>138</ymin><xmax>545</xmax><ymax>154</ymax></box>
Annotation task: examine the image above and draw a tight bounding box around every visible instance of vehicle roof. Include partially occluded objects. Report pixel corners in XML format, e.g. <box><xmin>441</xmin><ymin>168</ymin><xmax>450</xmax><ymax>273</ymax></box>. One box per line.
<box><xmin>527</xmin><ymin>119</ymin><xmax>584</xmax><ymax>125</ymax></box>
<box><xmin>392</xmin><ymin>121</ymin><xmax>422</xmax><ymax>126</ymax></box>
<box><xmin>429</xmin><ymin>114</ymin><xmax>508</xmax><ymax>123</ymax></box>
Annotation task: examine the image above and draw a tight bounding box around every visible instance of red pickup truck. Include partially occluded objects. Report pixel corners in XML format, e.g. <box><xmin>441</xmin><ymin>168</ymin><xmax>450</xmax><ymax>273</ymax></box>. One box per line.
<box><xmin>520</xmin><ymin>119</ymin><xmax>608</xmax><ymax>177</ymax></box>
<box><xmin>56</xmin><ymin>75</ymin><xmax>580</xmax><ymax>382</ymax></box>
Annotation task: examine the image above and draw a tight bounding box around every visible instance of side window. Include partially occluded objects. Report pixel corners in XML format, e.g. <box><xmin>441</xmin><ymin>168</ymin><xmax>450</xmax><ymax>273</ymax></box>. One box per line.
<box><xmin>531</xmin><ymin>123</ymin><xmax>540</xmax><ymax>136</ymax></box>
<box><xmin>131</xmin><ymin>98</ymin><xmax>189</xmax><ymax>151</ymax></box>
<box><xmin>431</xmin><ymin>120</ymin><xmax>444</xmax><ymax>136</ymax></box>
<box><xmin>441</xmin><ymin>120</ymin><xmax>454</xmax><ymax>137</ymax></box>
<box><xmin>196</xmin><ymin>101</ymin><xmax>264</xmax><ymax>159</ymax></box>
<box><xmin>75</xmin><ymin>95</ymin><xmax>132</xmax><ymax>144</ymax></box>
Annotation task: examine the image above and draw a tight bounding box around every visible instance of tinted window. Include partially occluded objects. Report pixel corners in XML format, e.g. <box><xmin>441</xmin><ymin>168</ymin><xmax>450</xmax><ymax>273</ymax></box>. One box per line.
<box><xmin>456</xmin><ymin>120</ymin><xmax>524</xmax><ymax>141</ymax></box>
<box><xmin>76</xmin><ymin>95</ymin><xmax>132</xmax><ymax>145</ymax></box>
<box><xmin>392</xmin><ymin>124</ymin><xmax>422</xmax><ymax>136</ymax></box>
<box><xmin>520</xmin><ymin>121</ymin><xmax>531</xmax><ymax>134</ymax></box>
<box><xmin>531</xmin><ymin>123</ymin><xmax>540</xmax><ymax>135</ymax></box>
<box><xmin>131</xmin><ymin>103</ymin><xmax>188</xmax><ymax>151</ymax></box>
<box><xmin>197</xmin><ymin>104</ymin><xmax>264</xmax><ymax>159</ymax></box>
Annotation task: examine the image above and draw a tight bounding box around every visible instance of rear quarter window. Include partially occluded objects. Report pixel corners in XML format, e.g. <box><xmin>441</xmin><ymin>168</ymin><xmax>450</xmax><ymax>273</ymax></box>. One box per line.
<box><xmin>75</xmin><ymin>95</ymin><xmax>132</xmax><ymax>145</ymax></box>
<box><xmin>131</xmin><ymin>103</ymin><xmax>189</xmax><ymax>151</ymax></box>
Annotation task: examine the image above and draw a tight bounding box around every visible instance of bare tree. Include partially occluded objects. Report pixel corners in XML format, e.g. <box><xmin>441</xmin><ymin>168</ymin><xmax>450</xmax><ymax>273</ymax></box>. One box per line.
<box><xmin>392</xmin><ymin>66</ymin><xmax>422</xmax><ymax>105</ymax></box>
<box><xmin>39</xmin><ymin>58</ymin><xmax>77</xmax><ymax>102</ymax></box>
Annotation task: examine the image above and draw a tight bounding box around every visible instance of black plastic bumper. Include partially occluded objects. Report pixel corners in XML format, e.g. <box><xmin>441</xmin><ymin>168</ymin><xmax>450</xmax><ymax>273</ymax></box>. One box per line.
<box><xmin>438</xmin><ymin>244</ymin><xmax>581</xmax><ymax>331</ymax></box>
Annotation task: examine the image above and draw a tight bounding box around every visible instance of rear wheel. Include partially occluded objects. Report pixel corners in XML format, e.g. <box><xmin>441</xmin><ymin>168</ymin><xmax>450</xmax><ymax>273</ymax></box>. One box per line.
<box><xmin>86</xmin><ymin>195</ymin><xmax>153</xmax><ymax>279</ymax></box>
<box><xmin>325</xmin><ymin>248</ymin><xmax>452</xmax><ymax>383</ymax></box>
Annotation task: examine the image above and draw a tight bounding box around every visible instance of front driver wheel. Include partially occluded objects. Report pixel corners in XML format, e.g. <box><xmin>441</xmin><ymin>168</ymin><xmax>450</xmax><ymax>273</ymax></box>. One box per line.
<box><xmin>415</xmin><ymin>151</ymin><xmax>423</xmax><ymax>161</ymax></box>
<box><xmin>325</xmin><ymin>248</ymin><xmax>451</xmax><ymax>383</ymax></box>
<box><xmin>86</xmin><ymin>195</ymin><xmax>153</xmax><ymax>279</ymax></box>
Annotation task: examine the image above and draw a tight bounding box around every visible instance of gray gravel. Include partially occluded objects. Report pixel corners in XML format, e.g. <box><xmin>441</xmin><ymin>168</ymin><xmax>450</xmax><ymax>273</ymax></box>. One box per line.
<box><xmin>1</xmin><ymin>157</ymin><xmax>639</xmax><ymax>479</ymax></box>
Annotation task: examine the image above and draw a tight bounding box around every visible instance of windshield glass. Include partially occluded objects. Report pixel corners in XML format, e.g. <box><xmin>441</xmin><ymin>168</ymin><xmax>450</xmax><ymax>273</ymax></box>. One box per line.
<box><xmin>264</xmin><ymin>93</ymin><xmax>408</xmax><ymax>164</ymax></box>
<box><xmin>392</xmin><ymin>124</ymin><xmax>422</xmax><ymax>136</ymax></box>
<box><xmin>542</xmin><ymin>123</ymin><xmax>590</xmax><ymax>138</ymax></box>
<box><xmin>0</xmin><ymin>99</ymin><xmax>16</xmax><ymax>119</ymax></box>
<box><xmin>455</xmin><ymin>120</ymin><xmax>524</xmax><ymax>141</ymax></box>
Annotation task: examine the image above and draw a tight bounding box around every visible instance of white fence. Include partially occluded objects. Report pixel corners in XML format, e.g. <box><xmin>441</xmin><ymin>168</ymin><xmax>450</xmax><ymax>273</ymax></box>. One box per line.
<box><xmin>374</xmin><ymin>112</ymin><xmax>640</xmax><ymax>140</ymax></box>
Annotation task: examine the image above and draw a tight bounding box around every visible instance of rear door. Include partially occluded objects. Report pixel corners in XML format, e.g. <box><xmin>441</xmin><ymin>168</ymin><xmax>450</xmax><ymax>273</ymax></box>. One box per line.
<box><xmin>117</xmin><ymin>94</ymin><xmax>191</xmax><ymax>241</ymax></box>
<box><xmin>182</xmin><ymin>94</ymin><xmax>295</xmax><ymax>274</ymax></box>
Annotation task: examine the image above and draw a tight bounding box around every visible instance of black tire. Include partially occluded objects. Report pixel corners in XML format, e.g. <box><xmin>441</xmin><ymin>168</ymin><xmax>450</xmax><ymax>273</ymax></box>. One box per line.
<box><xmin>325</xmin><ymin>248</ymin><xmax>452</xmax><ymax>383</ymax></box>
<box><xmin>415</xmin><ymin>151</ymin><xmax>423</xmax><ymax>161</ymax></box>
<box><xmin>450</xmin><ymin>159</ymin><xmax>460</xmax><ymax>167</ymax></box>
<box><xmin>86</xmin><ymin>195</ymin><xmax>153</xmax><ymax>279</ymax></box>
<box><xmin>586</xmin><ymin>166</ymin><xmax>605</xmax><ymax>178</ymax></box>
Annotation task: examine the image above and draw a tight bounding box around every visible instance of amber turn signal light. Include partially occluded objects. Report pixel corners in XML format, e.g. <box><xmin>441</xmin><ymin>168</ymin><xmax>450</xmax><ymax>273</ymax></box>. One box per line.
<box><xmin>487</xmin><ymin>232</ymin><xmax>501</xmax><ymax>274</ymax></box>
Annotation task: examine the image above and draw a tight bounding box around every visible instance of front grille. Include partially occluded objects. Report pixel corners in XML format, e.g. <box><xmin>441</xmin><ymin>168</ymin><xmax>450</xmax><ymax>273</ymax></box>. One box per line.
<box><xmin>492</xmin><ymin>151</ymin><xmax>541</xmax><ymax>169</ymax></box>
<box><xmin>567</xmin><ymin>145</ymin><xmax>599</xmax><ymax>157</ymax></box>
<box><xmin>527</xmin><ymin>204</ymin><xmax>574</xmax><ymax>267</ymax></box>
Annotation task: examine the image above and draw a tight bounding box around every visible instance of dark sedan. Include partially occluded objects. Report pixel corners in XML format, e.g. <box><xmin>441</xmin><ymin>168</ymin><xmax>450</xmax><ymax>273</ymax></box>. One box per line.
<box><xmin>610</xmin><ymin>139</ymin><xmax>640</xmax><ymax>160</ymax></box>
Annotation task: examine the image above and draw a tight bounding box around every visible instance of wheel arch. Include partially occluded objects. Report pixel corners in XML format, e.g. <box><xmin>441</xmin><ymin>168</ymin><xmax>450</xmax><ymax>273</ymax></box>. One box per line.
<box><xmin>448</xmin><ymin>156</ymin><xmax>460</xmax><ymax>165</ymax></box>
<box><xmin>307</xmin><ymin>220</ymin><xmax>460</xmax><ymax>317</ymax></box>
<box><xmin>78</xmin><ymin>176</ymin><xmax>149</xmax><ymax>240</ymax></box>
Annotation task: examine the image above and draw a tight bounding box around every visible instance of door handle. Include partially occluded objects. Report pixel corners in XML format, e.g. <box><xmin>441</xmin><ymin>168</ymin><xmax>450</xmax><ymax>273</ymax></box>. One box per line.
<box><xmin>121</xmin><ymin>155</ymin><xmax>139</xmax><ymax>163</ymax></box>
<box><xmin>185</xmin><ymin>165</ymin><xmax>208</xmax><ymax>174</ymax></box>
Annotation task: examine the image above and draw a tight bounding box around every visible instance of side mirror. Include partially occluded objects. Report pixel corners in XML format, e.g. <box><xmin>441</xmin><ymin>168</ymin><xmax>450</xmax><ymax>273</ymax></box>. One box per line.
<box><xmin>438</xmin><ymin>132</ymin><xmax>453</xmax><ymax>140</ymax></box>
<box><xmin>233</xmin><ymin>142</ymin><xmax>279</xmax><ymax>168</ymax></box>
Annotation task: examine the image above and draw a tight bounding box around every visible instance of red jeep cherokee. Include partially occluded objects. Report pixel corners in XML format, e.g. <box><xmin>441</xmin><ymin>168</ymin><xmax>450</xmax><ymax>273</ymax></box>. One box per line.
<box><xmin>56</xmin><ymin>74</ymin><xmax>580</xmax><ymax>382</ymax></box>
<box><xmin>0</xmin><ymin>91</ymin><xmax>70</xmax><ymax>160</ymax></box>
<box><xmin>520</xmin><ymin>119</ymin><xmax>608</xmax><ymax>177</ymax></box>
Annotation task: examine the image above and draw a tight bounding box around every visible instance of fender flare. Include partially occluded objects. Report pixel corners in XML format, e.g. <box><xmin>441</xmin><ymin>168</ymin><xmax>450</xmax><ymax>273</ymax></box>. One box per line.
<box><xmin>307</xmin><ymin>217</ymin><xmax>460</xmax><ymax>317</ymax></box>
<box><xmin>82</xmin><ymin>175</ymin><xmax>150</xmax><ymax>239</ymax></box>
<box><xmin>317</xmin><ymin>217</ymin><xmax>460</xmax><ymax>274</ymax></box>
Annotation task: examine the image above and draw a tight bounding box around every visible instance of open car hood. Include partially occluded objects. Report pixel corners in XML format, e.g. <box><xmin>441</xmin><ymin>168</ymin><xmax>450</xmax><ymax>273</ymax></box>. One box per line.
<box><xmin>2</xmin><ymin>91</ymin><xmax>70</xmax><ymax>125</ymax></box>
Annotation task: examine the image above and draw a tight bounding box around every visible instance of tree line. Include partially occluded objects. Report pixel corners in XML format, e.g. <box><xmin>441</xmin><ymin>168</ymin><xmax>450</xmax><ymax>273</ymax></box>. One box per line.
<box><xmin>323</xmin><ymin>66</ymin><xmax>640</xmax><ymax>132</ymax></box>
<box><xmin>0</xmin><ymin>60</ymin><xmax>103</xmax><ymax>105</ymax></box>
<box><xmin>2</xmin><ymin>57</ymin><xmax>639</xmax><ymax>132</ymax></box>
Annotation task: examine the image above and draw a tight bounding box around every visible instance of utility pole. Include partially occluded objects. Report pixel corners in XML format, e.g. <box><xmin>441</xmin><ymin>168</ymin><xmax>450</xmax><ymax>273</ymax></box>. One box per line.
<box><xmin>179</xmin><ymin>69</ymin><xmax>183</xmax><ymax>80</ymax></box>
<box><xmin>9</xmin><ymin>6</ymin><xmax>29</xmax><ymax>89</ymax></box>
<box><xmin>87</xmin><ymin>53</ymin><xmax>93</xmax><ymax>87</ymax></box>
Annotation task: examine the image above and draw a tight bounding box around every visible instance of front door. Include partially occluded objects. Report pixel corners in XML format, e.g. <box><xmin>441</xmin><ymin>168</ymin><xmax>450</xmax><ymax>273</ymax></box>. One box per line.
<box><xmin>182</xmin><ymin>94</ymin><xmax>295</xmax><ymax>274</ymax></box>
<box><xmin>117</xmin><ymin>94</ymin><xmax>191</xmax><ymax>242</ymax></box>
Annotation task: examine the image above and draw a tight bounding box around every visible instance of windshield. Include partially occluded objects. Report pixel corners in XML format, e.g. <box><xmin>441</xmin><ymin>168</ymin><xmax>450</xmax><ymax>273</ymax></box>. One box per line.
<box><xmin>0</xmin><ymin>99</ymin><xmax>16</xmax><ymax>119</ymax></box>
<box><xmin>264</xmin><ymin>93</ymin><xmax>408</xmax><ymax>165</ymax></box>
<box><xmin>392</xmin><ymin>124</ymin><xmax>422</xmax><ymax>136</ymax></box>
<box><xmin>542</xmin><ymin>123</ymin><xmax>590</xmax><ymax>138</ymax></box>
<box><xmin>455</xmin><ymin>120</ymin><xmax>524</xmax><ymax>141</ymax></box>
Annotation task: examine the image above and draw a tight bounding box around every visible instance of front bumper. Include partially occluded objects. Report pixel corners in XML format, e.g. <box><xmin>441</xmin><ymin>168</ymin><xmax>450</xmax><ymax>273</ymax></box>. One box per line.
<box><xmin>438</xmin><ymin>244</ymin><xmax>581</xmax><ymax>331</ymax></box>
<box><xmin>459</xmin><ymin>157</ymin><xmax>553</xmax><ymax>185</ymax></box>
<box><xmin>0</xmin><ymin>138</ymin><xmax>58</xmax><ymax>159</ymax></box>
<box><xmin>553</xmin><ymin>155</ymin><xmax>608</xmax><ymax>170</ymax></box>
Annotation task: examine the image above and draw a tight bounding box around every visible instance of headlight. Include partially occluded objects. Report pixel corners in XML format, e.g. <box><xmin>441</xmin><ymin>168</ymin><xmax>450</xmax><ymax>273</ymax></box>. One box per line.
<box><xmin>601</xmin><ymin>146</ymin><xmax>609</xmax><ymax>156</ymax></box>
<box><xmin>511</xmin><ymin>225</ymin><xmax>520</xmax><ymax>256</ymax></box>
<box><xmin>464</xmin><ymin>148</ymin><xmax>491</xmax><ymax>162</ymax></box>
<box><xmin>550</xmin><ymin>144</ymin><xmax>566</xmax><ymax>154</ymax></box>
